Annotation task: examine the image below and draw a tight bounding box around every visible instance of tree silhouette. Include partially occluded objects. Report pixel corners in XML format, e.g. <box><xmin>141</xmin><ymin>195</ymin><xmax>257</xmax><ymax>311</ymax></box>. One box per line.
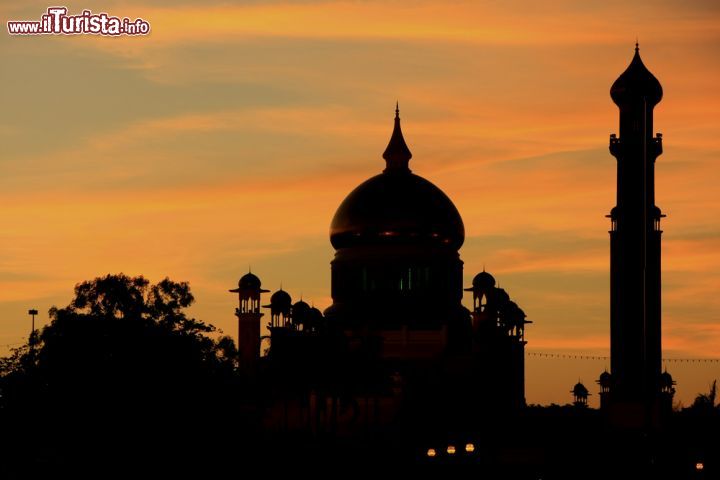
<box><xmin>0</xmin><ymin>274</ymin><xmax>249</xmax><ymax>478</ymax></box>
<box><xmin>691</xmin><ymin>380</ymin><xmax>718</xmax><ymax>413</ymax></box>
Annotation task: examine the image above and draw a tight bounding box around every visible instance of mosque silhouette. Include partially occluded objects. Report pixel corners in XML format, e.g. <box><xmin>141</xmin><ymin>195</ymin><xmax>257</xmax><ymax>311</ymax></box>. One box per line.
<box><xmin>231</xmin><ymin>103</ymin><xmax>529</xmax><ymax>440</ymax></box>
<box><xmin>228</xmin><ymin>45</ymin><xmax>677</xmax><ymax>464</ymax></box>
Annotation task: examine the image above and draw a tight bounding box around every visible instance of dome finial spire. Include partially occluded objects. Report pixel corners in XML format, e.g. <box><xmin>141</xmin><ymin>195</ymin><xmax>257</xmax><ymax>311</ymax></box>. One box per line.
<box><xmin>383</xmin><ymin>102</ymin><xmax>412</xmax><ymax>173</ymax></box>
<box><xmin>635</xmin><ymin>38</ymin><xmax>639</xmax><ymax>52</ymax></box>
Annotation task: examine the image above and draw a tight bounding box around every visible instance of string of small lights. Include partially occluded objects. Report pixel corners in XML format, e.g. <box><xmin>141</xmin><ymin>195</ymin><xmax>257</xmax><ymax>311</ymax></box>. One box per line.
<box><xmin>527</xmin><ymin>351</ymin><xmax>720</xmax><ymax>363</ymax></box>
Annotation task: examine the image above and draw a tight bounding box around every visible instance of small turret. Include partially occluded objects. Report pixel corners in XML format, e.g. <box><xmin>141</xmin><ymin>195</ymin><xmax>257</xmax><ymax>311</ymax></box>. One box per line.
<box><xmin>572</xmin><ymin>381</ymin><xmax>590</xmax><ymax>407</ymax></box>
<box><xmin>264</xmin><ymin>288</ymin><xmax>292</xmax><ymax>328</ymax></box>
<box><xmin>230</xmin><ymin>270</ymin><xmax>269</xmax><ymax>373</ymax></box>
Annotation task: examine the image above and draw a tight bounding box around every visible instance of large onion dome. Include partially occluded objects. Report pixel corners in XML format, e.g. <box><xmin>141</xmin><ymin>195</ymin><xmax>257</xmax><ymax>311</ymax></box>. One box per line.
<box><xmin>329</xmin><ymin>105</ymin><xmax>464</xmax><ymax>250</ymax></box>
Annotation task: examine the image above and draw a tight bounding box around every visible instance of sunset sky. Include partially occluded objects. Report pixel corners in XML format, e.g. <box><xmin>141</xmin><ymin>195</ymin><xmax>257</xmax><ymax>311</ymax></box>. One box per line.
<box><xmin>1</xmin><ymin>0</ymin><xmax>719</xmax><ymax>407</ymax></box>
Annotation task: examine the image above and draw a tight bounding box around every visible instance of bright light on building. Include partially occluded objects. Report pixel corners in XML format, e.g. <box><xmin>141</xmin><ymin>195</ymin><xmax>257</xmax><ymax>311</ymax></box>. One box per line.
<box><xmin>426</xmin><ymin>448</ymin><xmax>436</xmax><ymax>458</ymax></box>
<box><xmin>447</xmin><ymin>445</ymin><xmax>456</xmax><ymax>455</ymax></box>
<box><xmin>696</xmin><ymin>462</ymin><xmax>704</xmax><ymax>471</ymax></box>
<box><xmin>465</xmin><ymin>443</ymin><xmax>475</xmax><ymax>453</ymax></box>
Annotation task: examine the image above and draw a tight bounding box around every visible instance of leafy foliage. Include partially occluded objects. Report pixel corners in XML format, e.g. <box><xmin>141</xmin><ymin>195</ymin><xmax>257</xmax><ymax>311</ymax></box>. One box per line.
<box><xmin>0</xmin><ymin>274</ymin><xmax>249</xmax><ymax>476</ymax></box>
<box><xmin>690</xmin><ymin>379</ymin><xmax>718</xmax><ymax>413</ymax></box>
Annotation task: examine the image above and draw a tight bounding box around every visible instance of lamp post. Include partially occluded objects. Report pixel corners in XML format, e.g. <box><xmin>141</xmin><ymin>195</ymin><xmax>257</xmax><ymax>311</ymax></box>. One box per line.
<box><xmin>28</xmin><ymin>309</ymin><xmax>38</xmax><ymax>347</ymax></box>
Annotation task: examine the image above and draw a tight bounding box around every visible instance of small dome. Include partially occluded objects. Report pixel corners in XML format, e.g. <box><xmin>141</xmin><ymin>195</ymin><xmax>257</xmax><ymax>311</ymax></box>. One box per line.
<box><xmin>572</xmin><ymin>382</ymin><xmax>589</xmax><ymax>396</ymax></box>
<box><xmin>651</xmin><ymin>205</ymin><xmax>663</xmax><ymax>219</ymax></box>
<box><xmin>270</xmin><ymin>289</ymin><xmax>292</xmax><ymax>309</ymax></box>
<box><xmin>493</xmin><ymin>288</ymin><xmax>510</xmax><ymax>306</ymax></box>
<box><xmin>292</xmin><ymin>300</ymin><xmax>310</xmax><ymax>315</ymax></box>
<box><xmin>291</xmin><ymin>300</ymin><xmax>311</xmax><ymax>326</ymax></box>
<box><xmin>307</xmin><ymin>306</ymin><xmax>324</xmax><ymax>330</ymax></box>
<box><xmin>472</xmin><ymin>270</ymin><xmax>496</xmax><ymax>290</ymax></box>
<box><xmin>659</xmin><ymin>370</ymin><xmax>675</xmax><ymax>388</ymax></box>
<box><xmin>238</xmin><ymin>272</ymin><xmax>261</xmax><ymax>290</ymax></box>
<box><xmin>611</xmin><ymin>44</ymin><xmax>663</xmax><ymax>107</ymax></box>
<box><xmin>598</xmin><ymin>370</ymin><xmax>612</xmax><ymax>386</ymax></box>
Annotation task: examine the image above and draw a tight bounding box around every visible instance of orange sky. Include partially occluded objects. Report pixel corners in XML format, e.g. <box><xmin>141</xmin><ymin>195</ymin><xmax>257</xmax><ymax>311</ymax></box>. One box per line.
<box><xmin>1</xmin><ymin>0</ymin><xmax>719</xmax><ymax>407</ymax></box>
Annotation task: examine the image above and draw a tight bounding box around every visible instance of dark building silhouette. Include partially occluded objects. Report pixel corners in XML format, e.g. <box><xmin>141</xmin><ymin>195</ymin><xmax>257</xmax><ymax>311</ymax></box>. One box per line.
<box><xmin>466</xmin><ymin>270</ymin><xmax>529</xmax><ymax>409</ymax></box>
<box><xmin>231</xmin><ymin>106</ymin><xmax>530</xmax><ymax>441</ymax></box>
<box><xmin>604</xmin><ymin>44</ymin><xmax>673</xmax><ymax>426</ymax></box>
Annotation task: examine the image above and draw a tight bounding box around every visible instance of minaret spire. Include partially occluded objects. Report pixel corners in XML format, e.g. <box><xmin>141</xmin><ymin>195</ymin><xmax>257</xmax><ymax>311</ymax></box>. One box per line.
<box><xmin>383</xmin><ymin>102</ymin><xmax>412</xmax><ymax>173</ymax></box>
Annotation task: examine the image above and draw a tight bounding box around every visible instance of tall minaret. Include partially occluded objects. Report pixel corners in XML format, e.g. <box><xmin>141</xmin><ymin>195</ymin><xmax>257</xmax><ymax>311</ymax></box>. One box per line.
<box><xmin>229</xmin><ymin>271</ymin><xmax>269</xmax><ymax>372</ymax></box>
<box><xmin>608</xmin><ymin>44</ymin><xmax>664</xmax><ymax>418</ymax></box>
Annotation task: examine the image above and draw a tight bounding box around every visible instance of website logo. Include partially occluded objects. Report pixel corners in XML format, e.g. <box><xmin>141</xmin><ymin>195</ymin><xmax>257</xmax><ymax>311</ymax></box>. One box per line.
<box><xmin>7</xmin><ymin>7</ymin><xmax>151</xmax><ymax>36</ymax></box>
